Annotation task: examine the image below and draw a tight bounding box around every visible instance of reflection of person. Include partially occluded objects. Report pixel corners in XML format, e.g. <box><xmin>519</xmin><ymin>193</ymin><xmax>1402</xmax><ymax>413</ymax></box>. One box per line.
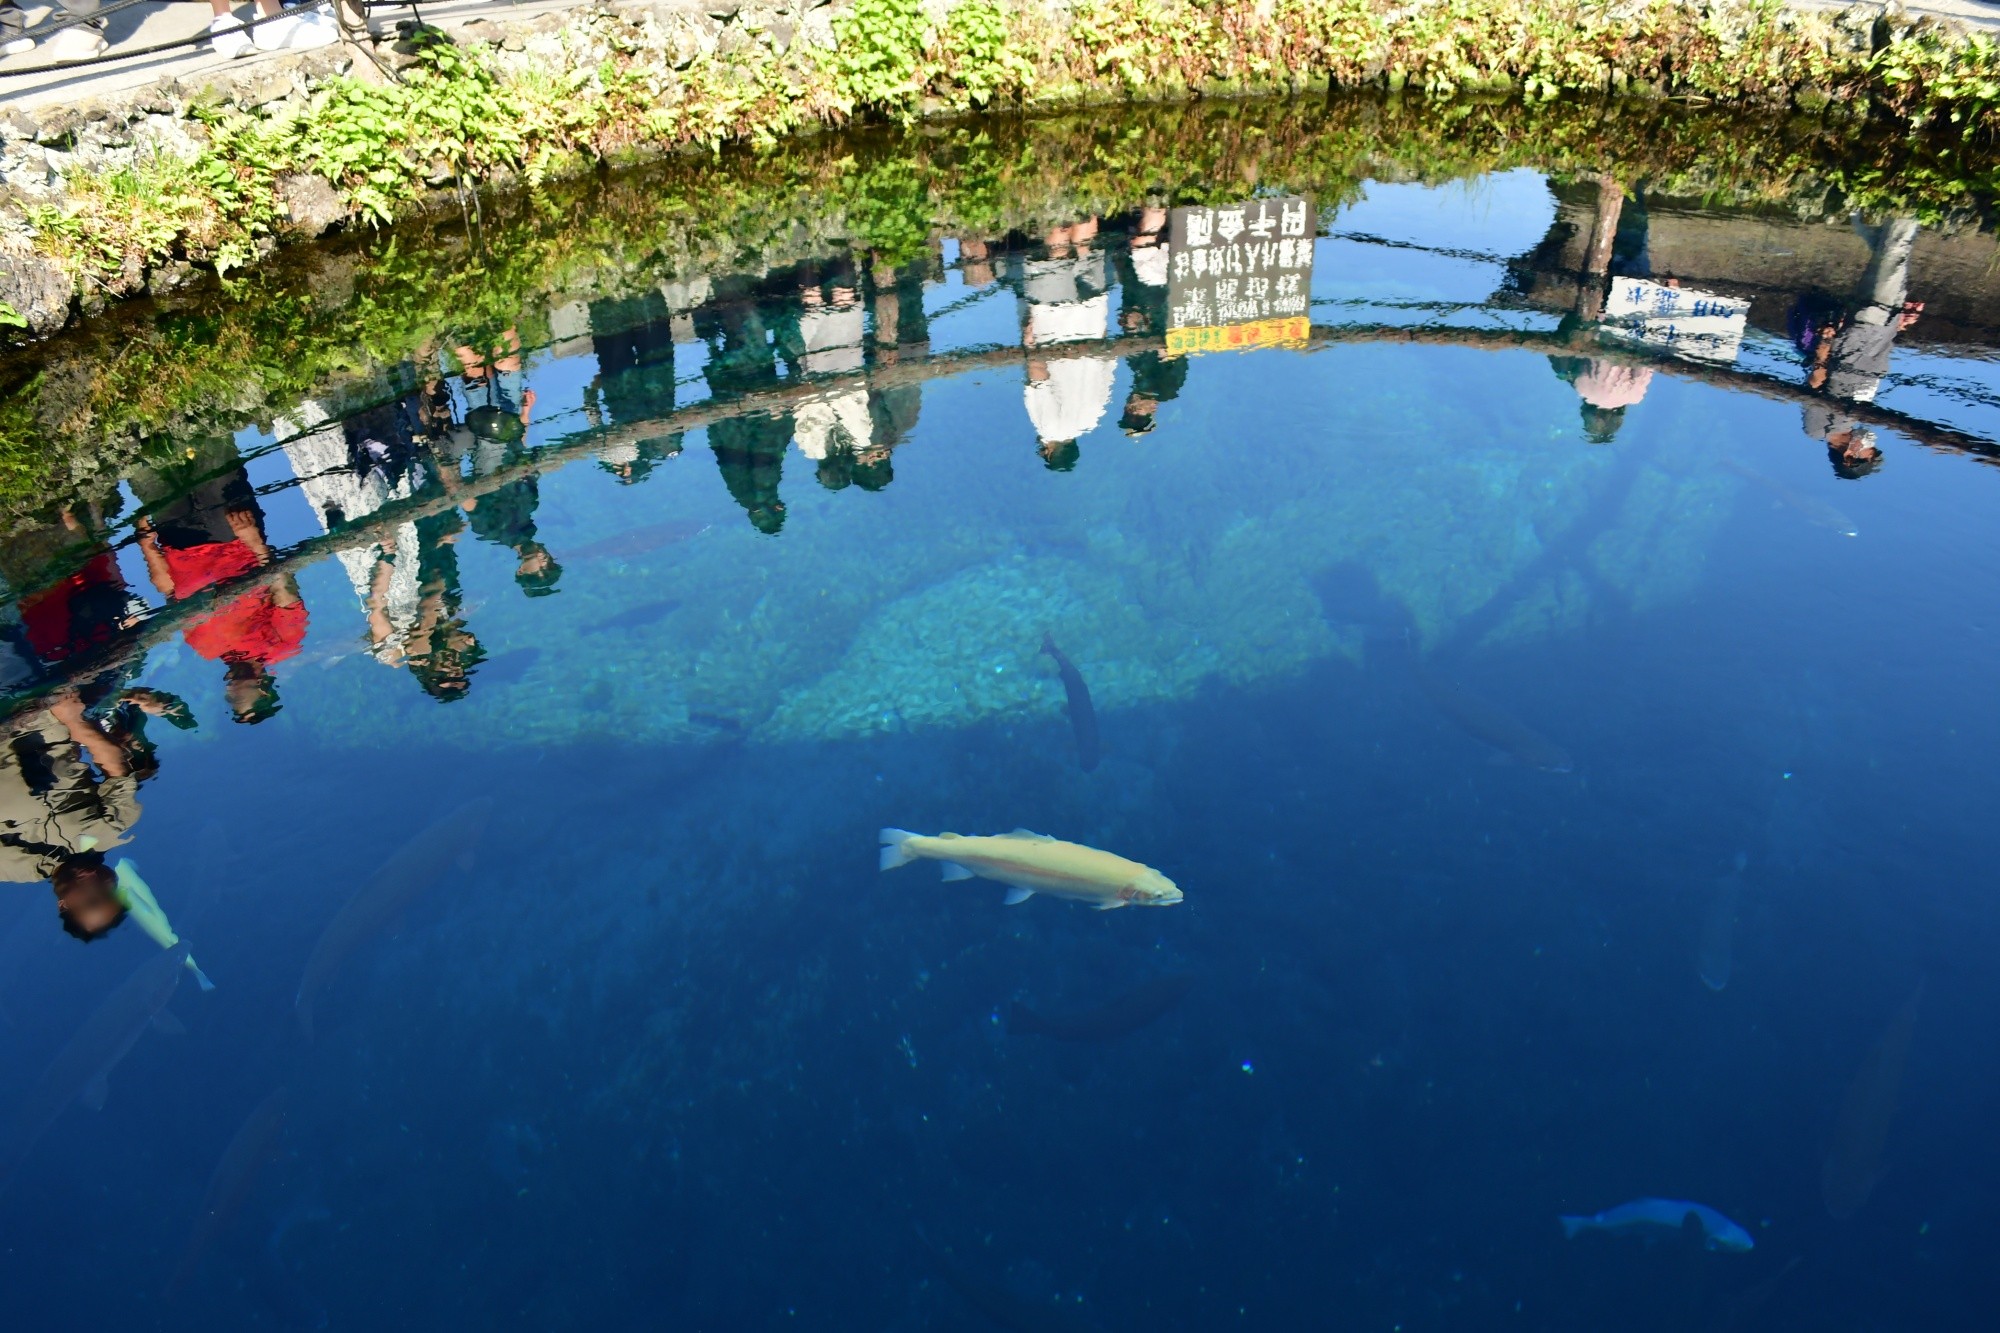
<box><xmin>585</xmin><ymin>292</ymin><xmax>685</xmax><ymax>485</ymax></box>
<box><xmin>697</xmin><ymin>276</ymin><xmax>799</xmax><ymax>533</ymax></box>
<box><xmin>1547</xmin><ymin>358</ymin><xmax>1653</xmax><ymax>444</ymax></box>
<box><xmin>454</xmin><ymin>329</ymin><xmax>537</xmax><ymax>446</ymax></box>
<box><xmin>1112</xmin><ymin>206</ymin><xmax>1187</xmax><ymax>437</ymax></box>
<box><xmin>857</xmin><ymin>252</ymin><xmax>935</xmax><ymax>491</ymax></box>
<box><xmin>1549</xmin><ymin>178</ymin><xmax>1663</xmax><ymax>443</ymax></box>
<box><xmin>130</xmin><ymin>438</ymin><xmax>305</xmax><ymax>724</ymax></box>
<box><xmin>0</xmin><ymin>689</ymin><xmax>156</xmax><ymax>940</ymax></box>
<box><xmin>391</xmin><ymin>509</ymin><xmax>486</xmax><ymax>701</ymax></box>
<box><xmin>1011</xmin><ymin>219</ymin><xmax>1115</xmax><ymax>470</ymax></box>
<box><xmin>282</xmin><ymin>393</ymin><xmax>430</xmax><ymax>670</ymax></box>
<box><xmin>1792</xmin><ymin>217</ymin><xmax>1921</xmax><ymax>480</ymax></box>
<box><xmin>441</xmin><ymin>398</ymin><xmax>563</xmax><ymax>600</ymax></box>
<box><xmin>791</xmin><ymin>260</ymin><xmax>874</xmax><ymax>492</ymax></box>
<box><xmin>7</xmin><ymin>504</ymin><xmax>137</xmax><ymax>670</ymax></box>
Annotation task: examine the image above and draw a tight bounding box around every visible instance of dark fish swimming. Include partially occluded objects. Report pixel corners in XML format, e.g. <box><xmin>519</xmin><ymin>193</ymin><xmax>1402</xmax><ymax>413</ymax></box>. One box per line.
<box><xmin>474</xmin><ymin>647</ymin><xmax>540</xmax><ymax>686</ymax></box>
<box><xmin>1823</xmin><ymin>980</ymin><xmax>1924</xmax><ymax>1220</ymax></box>
<box><xmin>294</xmin><ymin>801</ymin><xmax>493</xmax><ymax>1041</ymax></box>
<box><xmin>566</xmin><ymin>519</ymin><xmax>711</xmax><ymax>562</ymax></box>
<box><xmin>1721</xmin><ymin>457</ymin><xmax>1858</xmax><ymax>538</ymax></box>
<box><xmin>1040</xmin><ymin>633</ymin><xmax>1100</xmax><ymax>772</ymax></box>
<box><xmin>585</xmin><ymin>599</ymin><xmax>681</xmax><ymax>634</ymax></box>
<box><xmin>166</xmin><ymin>1087</ymin><xmax>290</xmax><ymax>1298</ymax></box>
<box><xmin>0</xmin><ymin>944</ymin><xmax>188</xmax><ymax>1194</ymax></box>
<box><xmin>1407</xmin><ymin>650</ymin><xmax>1573</xmax><ymax>773</ymax></box>
<box><xmin>1008</xmin><ymin>975</ymin><xmax>1196</xmax><ymax>1042</ymax></box>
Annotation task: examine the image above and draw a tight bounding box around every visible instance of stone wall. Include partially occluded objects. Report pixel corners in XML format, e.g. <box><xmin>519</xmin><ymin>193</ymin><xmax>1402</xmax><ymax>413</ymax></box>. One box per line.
<box><xmin>0</xmin><ymin>1</ymin><xmax>830</xmax><ymax>335</ymax></box>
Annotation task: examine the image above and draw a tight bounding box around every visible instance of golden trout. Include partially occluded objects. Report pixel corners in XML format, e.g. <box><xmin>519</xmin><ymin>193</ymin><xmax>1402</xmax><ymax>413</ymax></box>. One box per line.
<box><xmin>879</xmin><ymin>828</ymin><xmax>1181</xmax><ymax>910</ymax></box>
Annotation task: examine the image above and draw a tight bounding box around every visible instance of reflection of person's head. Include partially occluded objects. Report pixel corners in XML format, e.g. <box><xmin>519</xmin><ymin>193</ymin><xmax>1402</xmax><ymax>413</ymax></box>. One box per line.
<box><xmin>852</xmin><ymin>449</ymin><xmax>893</xmax><ymax>492</ymax></box>
<box><xmin>223</xmin><ymin>659</ymin><xmax>283</xmax><ymax>725</ymax></box>
<box><xmin>1040</xmin><ymin>439</ymin><xmax>1081</xmax><ymax>472</ymax></box>
<box><xmin>53</xmin><ymin>854</ymin><xmax>126</xmax><ymax>942</ymax></box>
<box><xmin>1579</xmin><ymin>404</ymin><xmax>1627</xmax><ymax>444</ymax></box>
<box><xmin>1120</xmin><ymin>394</ymin><xmax>1159</xmax><ymax>437</ymax></box>
<box><xmin>816</xmin><ymin>452</ymin><xmax>854</xmax><ymax>492</ymax></box>
<box><xmin>514</xmin><ymin>542</ymin><xmax>562</xmax><ymax>597</ymax></box>
<box><xmin>1827</xmin><ymin>429</ymin><xmax>1883</xmax><ymax>479</ymax></box>
<box><xmin>748</xmin><ymin>502</ymin><xmax>786</xmax><ymax>535</ymax></box>
<box><xmin>413</xmin><ymin>654</ymin><xmax>473</xmax><ymax>701</ymax></box>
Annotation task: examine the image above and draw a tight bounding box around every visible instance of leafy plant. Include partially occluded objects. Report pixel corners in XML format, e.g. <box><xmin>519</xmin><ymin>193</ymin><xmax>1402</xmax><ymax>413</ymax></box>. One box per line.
<box><xmin>830</xmin><ymin>0</ymin><xmax>930</xmax><ymax>115</ymax></box>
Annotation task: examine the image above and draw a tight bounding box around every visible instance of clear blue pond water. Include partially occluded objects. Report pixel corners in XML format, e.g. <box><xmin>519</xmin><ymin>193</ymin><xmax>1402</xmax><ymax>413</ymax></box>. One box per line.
<box><xmin>1</xmin><ymin>141</ymin><xmax>1998</xmax><ymax>1332</ymax></box>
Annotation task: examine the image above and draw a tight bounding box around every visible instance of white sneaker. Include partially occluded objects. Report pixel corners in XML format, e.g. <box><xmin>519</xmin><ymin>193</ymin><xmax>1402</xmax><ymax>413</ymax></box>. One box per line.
<box><xmin>205</xmin><ymin>14</ymin><xmax>252</xmax><ymax>57</ymax></box>
<box><xmin>45</xmin><ymin>25</ymin><xmax>108</xmax><ymax>59</ymax></box>
<box><xmin>254</xmin><ymin>4</ymin><xmax>336</xmax><ymax>52</ymax></box>
<box><xmin>1</xmin><ymin>34</ymin><xmax>35</xmax><ymax>56</ymax></box>
<box><xmin>208</xmin><ymin>14</ymin><xmax>254</xmax><ymax>59</ymax></box>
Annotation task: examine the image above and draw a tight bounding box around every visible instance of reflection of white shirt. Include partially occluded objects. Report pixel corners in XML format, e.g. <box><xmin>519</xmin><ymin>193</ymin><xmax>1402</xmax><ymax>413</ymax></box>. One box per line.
<box><xmin>1026</xmin><ymin>358</ymin><xmax>1116</xmax><ymax>445</ymax></box>
<box><xmin>1132</xmin><ymin>243</ymin><xmax>1170</xmax><ymax>288</ymax></box>
<box><xmin>1021</xmin><ymin>253</ymin><xmax>1106</xmax><ymax>307</ymax></box>
<box><xmin>1028</xmin><ymin>293</ymin><xmax>1108</xmax><ymax>347</ymax></box>
<box><xmin>279</xmin><ymin>405</ymin><xmax>420</xmax><ymax>654</ymax></box>
<box><xmin>1023</xmin><ymin>289</ymin><xmax>1112</xmax><ymax>445</ymax></box>
<box><xmin>799</xmin><ymin>304</ymin><xmax>865</xmax><ymax>377</ymax></box>
<box><xmin>795</xmin><ymin>388</ymin><xmax>873</xmax><ymax>460</ymax></box>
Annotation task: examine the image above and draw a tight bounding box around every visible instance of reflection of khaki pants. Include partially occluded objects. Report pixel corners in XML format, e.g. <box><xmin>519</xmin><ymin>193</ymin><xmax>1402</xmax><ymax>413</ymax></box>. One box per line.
<box><xmin>794</xmin><ymin>389</ymin><xmax>873</xmax><ymax>461</ymax></box>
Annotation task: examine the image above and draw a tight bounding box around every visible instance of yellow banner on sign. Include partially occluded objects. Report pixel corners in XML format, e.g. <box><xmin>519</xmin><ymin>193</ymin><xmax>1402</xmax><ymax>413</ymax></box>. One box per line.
<box><xmin>1164</xmin><ymin>316</ymin><xmax>1310</xmax><ymax>357</ymax></box>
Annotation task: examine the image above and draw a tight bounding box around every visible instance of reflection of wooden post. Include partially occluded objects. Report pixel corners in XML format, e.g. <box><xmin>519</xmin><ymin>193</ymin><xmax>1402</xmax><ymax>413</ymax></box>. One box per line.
<box><xmin>1576</xmin><ymin>175</ymin><xmax>1623</xmax><ymax>323</ymax></box>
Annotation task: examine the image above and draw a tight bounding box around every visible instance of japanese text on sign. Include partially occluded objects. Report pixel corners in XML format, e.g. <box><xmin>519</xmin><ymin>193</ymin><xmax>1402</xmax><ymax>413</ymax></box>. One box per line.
<box><xmin>1166</xmin><ymin>195</ymin><xmax>1314</xmax><ymax>352</ymax></box>
<box><xmin>1603</xmin><ymin>277</ymin><xmax>1750</xmax><ymax>366</ymax></box>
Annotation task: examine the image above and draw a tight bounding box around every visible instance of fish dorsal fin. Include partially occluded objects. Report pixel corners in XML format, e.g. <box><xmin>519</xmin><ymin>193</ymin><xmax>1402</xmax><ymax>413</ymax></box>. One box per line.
<box><xmin>935</xmin><ymin>832</ymin><xmax>963</xmax><ymax>841</ymax></box>
<box><xmin>80</xmin><ymin>1075</ymin><xmax>109</xmax><ymax>1113</ymax></box>
<box><xmin>1002</xmin><ymin>829</ymin><xmax>1055</xmax><ymax>841</ymax></box>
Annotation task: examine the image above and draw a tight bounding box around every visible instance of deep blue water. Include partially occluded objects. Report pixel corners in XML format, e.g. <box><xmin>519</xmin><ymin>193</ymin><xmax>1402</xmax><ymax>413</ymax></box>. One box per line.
<box><xmin>2</xmin><ymin>155</ymin><xmax>1999</xmax><ymax>1332</ymax></box>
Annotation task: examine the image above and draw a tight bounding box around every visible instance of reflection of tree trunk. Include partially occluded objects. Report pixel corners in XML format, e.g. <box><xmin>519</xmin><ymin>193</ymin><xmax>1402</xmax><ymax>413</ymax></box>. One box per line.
<box><xmin>1576</xmin><ymin>176</ymin><xmax>1624</xmax><ymax>322</ymax></box>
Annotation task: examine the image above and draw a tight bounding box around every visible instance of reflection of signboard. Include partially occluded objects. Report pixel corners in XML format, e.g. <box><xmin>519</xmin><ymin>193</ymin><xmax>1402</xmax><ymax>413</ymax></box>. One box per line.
<box><xmin>1604</xmin><ymin>277</ymin><xmax>1749</xmax><ymax>365</ymax></box>
<box><xmin>1165</xmin><ymin>316</ymin><xmax>1309</xmax><ymax>356</ymax></box>
<box><xmin>1166</xmin><ymin>195</ymin><xmax>1314</xmax><ymax>355</ymax></box>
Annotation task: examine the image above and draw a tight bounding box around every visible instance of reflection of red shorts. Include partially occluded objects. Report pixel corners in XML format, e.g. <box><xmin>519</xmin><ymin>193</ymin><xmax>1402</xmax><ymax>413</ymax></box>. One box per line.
<box><xmin>19</xmin><ymin>551</ymin><xmax>126</xmax><ymax>663</ymax></box>
<box><xmin>167</xmin><ymin>541</ymin><xmax>307</xmax><ymax>668</ymax></box>
<box><xmin>183</xmin><ymin>590</ymin><xmax>307</xmax><ymax>668</ymax></box>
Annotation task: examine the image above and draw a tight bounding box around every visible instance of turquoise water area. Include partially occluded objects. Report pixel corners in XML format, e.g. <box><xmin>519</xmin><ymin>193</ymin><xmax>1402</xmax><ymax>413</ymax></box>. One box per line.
<box><xmin>0</xmin><ymin>139</ymin><xmax>1997</xmax><ymax>1332</ymax></box>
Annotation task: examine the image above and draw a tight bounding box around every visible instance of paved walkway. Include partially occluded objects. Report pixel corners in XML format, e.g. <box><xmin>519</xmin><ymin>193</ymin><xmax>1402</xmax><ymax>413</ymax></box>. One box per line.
<box><xmin>0</xmin><ymin>0</ymin><xmax>596</xmax><ymax>115</ymax></box>
<box><xmin>3</xmin><ymin>0</ymin><xmax>1997</xmax><ymax>121</ymax></box>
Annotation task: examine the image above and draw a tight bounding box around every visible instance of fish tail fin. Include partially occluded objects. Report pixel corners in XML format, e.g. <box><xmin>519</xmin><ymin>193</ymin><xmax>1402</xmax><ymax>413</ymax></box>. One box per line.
<box><xmin>188</xmin><ymin>958</ymin><xmax>217</xmax><ymax>992</ymax></box>
<box><xmin>879</xmin><ymin>829</ymin><xmax>921</xmax><ymax>872</ymax></box>
<box><xmin>1559</xmin><ymin>1215</ymin><xmax>1588</xmax><ymax>1240</ymax></box>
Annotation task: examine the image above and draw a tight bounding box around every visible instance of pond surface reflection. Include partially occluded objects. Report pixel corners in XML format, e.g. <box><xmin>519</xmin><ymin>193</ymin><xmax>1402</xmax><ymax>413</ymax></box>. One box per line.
<box><xmin>1</xmin><ymin>99</ymin><xmax>1997</xmax><ymax>1333</ymax></box>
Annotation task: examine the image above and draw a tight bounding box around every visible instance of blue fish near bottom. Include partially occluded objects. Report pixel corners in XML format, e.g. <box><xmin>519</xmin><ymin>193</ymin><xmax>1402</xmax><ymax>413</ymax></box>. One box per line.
<box><xmin>1560</xmin><ymin>1198</ymin><xmax>1755</xmax><ymax>1252</ymax></box>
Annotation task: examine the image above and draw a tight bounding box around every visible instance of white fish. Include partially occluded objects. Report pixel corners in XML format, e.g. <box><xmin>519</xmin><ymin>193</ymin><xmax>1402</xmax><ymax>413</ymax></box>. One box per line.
<box><xmin>879</xmin><ymin>829</ymin><xmax>1181</xmax><ymax>910</ymax></box>
<box><xmin>1560</xmin><ymin>1198</ymin><xmax>1754</xmax><ymax>1252</ymax></box>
